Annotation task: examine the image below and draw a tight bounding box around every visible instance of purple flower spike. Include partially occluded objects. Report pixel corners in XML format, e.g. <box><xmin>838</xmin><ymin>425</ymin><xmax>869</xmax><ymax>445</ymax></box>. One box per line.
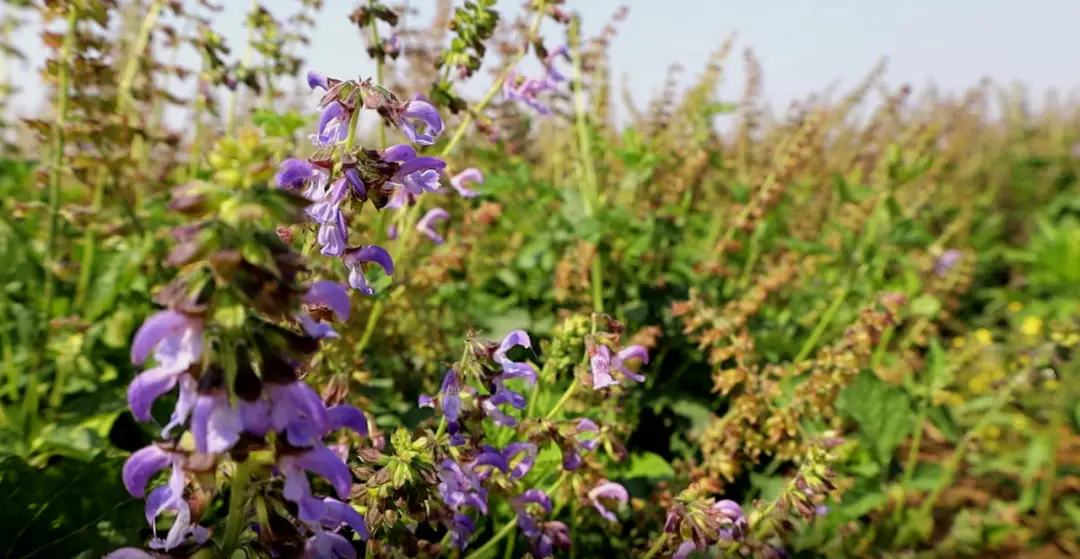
<box><xmin>400</xmin><ymin>99</ymin><xmax>444</xmax><ymax>145</ymax></box>
<box><xmin>303</xmin><ymin>280</ymin><xmax>351</xmax><ymax>321</ymax></box>
<box><xmin>438</xmin><ymin>369</ymin><xmax>462</xmax><ymax>421</ymax></box>
<box><xmin>307</xmin><ymin>71</ymin><xmax>329</xmax><ymax>91</ymax></box>
<box><xmin>416</xmin><ymin>208</ymin><xmax>450</xmax><ymax>245</ymax></box>
<box><xmin>588</xmin><ymin>480</ymin><xmax>629</xmax><ymax>522</ymax></box>
<box><xmin>276</xmin><ymin>158</ymin><xmax>321</xmax><ymax>190</ymax></box>
<box><xmin>343</xmin><ymin>245</ymin><xmax>394</xmax><ymax>296</ymax></box>
<box><xmin>449</xmin><ymin>168</ymin><xmax>483</xmax><ymax>198</ymax></box>
<box><xmin>327</xmin><ymin>405</ymin><xmax>369</xmax><ymax>437</ymax></box>
<box><xmin>122</xmin><ymin>444</ymin><xmax>174</xmax><ymax>497</ymax></box>
<box><xmin>131</xmin><ymin>310</ymin><xmax>202</xmax><ymax>366</ymax></box>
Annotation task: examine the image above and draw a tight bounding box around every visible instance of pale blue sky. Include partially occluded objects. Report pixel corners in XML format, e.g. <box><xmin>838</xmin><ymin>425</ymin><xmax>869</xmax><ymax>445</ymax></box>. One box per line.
<box><xmin>5</xmin><ymin>0</ymin><xmax>1079</xmax><ymax>125</ymax></box>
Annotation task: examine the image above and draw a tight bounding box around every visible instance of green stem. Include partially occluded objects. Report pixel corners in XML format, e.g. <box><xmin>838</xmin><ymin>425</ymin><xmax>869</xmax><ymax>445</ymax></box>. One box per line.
<box><xmin>368</xmin><ymin>10</ymin><xmax>387</xmax><ymax>149</ymax></box>
<box><xmin>568</xmin><ymin>16</ymin><xmax>604</xmax><ymax>313</ymax></box>
<box><xmin>546</xmin><ymin>379</ymin><xmax>579</xmax><ymax>420</ymax></box>
<box><xmin>222</xmin><ymin>461</ymin><xmax>252</xmax><ymax>555</ymax></box>
<box><xmin>641</xmin><ymin>533</ymin><xmax>669</xmax><ymax>559</ymax></box>
<box><xmin>1036</xmin><ymin>390</ymin><xmax>1066</xmax><ymax>519</ymax></box>
<box><xmin>793</xmin><ymin>283</ymin><xmax>849</xmax><ymax>362</ymax></box>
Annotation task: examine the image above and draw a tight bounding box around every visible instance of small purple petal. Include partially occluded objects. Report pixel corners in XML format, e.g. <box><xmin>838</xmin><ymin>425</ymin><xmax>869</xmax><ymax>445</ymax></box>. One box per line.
<box><xmin>122</xmin><ymin>445</ymin><xmax>172</xmax><ymax>497</ymax></box>
<box><xmin>400</xmin><ymin>100</ymin><xmax>444</xmax><ymax>145</ymax></box>
<box><xmin>449</xmin><ymin>168</ymin><xmax>483</xmax><ymax>198</ymax></box>
<box><xmin>588</xmin><ymin>481</ymin><xmax>629</xmax><ymax>522</ymax></box>
<box><xmin>382</xmin><ymin>143</ymin><xmax>417</xmax><ymax>162</ymax></box>
<box><xmin>127</xmin><ymin>366</ymin><xmax>183</xmax><ymax>422</ymax></box>
<box><xmin>416</xmin><ymin>208</ymin><xmax>450</xmax><ymax>245</ymax></box>
<box><xmin>276</xmin><ymin>158</ymin><xmax>320</xmax><ymax>190</ymax></box>
<box><xmin>297</xmin><ymin>446</ymin><xmax>353</xmax><ymax>500</ymax></box>
<box><xmin>327</xmin><ymin>405</ymin><xmax>368</xmax><ymax>437</ymax></box>
<box><xmin>307</xmin><ymin>71</ymin><xmax>329</xmax><ymax>91</ymax></box>
<box><xmin>321</xmin><ymin>497</ymin><xmax>369</xmax><ymax>540</ymax></box>
<box><xmin>131</xmin><ymin>310</ymin><xmax>197</xmax><ymax>365</ymax></box>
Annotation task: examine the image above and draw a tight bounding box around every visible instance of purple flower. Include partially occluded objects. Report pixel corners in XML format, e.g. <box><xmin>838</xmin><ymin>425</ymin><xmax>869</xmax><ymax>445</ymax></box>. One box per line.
<box><xmin>590</xmin><ymin>344</ymin><xmax>649</xmax><ymax>389</ymax></box>
<box><xmin>587</xmin><ymin>480</ymin><xmax>628</xmax><ymax>522</ymax></box>
<box><xmin>383</xmin><ymin>144</ymin><xmax>446</xmax><ymax>196</ymax></box>
<box><xmin>437</xmin><ymin>459</ymin><xmax>490</xmax><ymax>514</ymax></box>
<box><xmin>420</xmin><ymin>368</ymin><xmax>463</xmax><ymax>422</ymax></box>
<box><xmin>190</xmin><ymin>390</ymin><xmax>242</xmax><ymax>454</ymax></box>
<box><xmin>122</xmin><ymin>444</ymin><xmax>179</xmax><ymax>498</ymax></box>
<box><xmin>280</xmin><ymin>446</ymin><xmax>353</xmax><ymax>522</ymax></box>
<box><xmin>494</xmin><ymin>330</ymin><xmax>537</xmax><ymax>382</ymax></box>
<box><xmin>342</xmin><ymin>245</ymin><xmax>394</xmax><ymax>296</ymax></box>
<box><xmin>307</xmin><ymin>71</ymin><xmax>329</xmax><ymax>91</ymax></box>
<box><xmin>387</xmin><ymin>223</ymin><xmax>399</xmax><ymax>240</ymax></box>
<box><xmin>276</xmin><ymin>158</ymin><xmax>325</xmax><ymax>191</ymax></box>
<box><xmin>673</xmin><ymin>541</ymin><xmax>698</xmax><ymax>559</ymax></box>
<box><xmin>104</xmin><ymin>549</ymin><xmax>156</xmax><ymax>559</ymax></box>
<box><xmin>449</xmin><ymin>168</ymin><xmax>483</xmax><ymax>198</ymax></box>
<box><xmin>562</xmin><ymin>418</ymin><xmax>600</xmax><ymax>471</ymax></box>
<box><xmin>299</xmin><ymin>280</ymin><xmax>351</xmax><ymax>339</ymax></box>
<box><xmin>449</xmin><ymin>512</ymin><xmax>475</xmax><ymax>550</ymax></box>
<box><xmin>502</xmin><ymin>442</ymin><xmax>537</xmax><ymax>479</ymax></box>
<box><xmin>531</xmin><ymin>521</ymin><xmax>571</xmax><ymax>559</ymax></box>
<box><xmin>127</xmin><ymin>312</ymin><xmax>203</xmax><ymax>424</ymax></box>
<box><xmin>398</xmin><ymin>99</ymin><xmax>443</xmax><ymax>146</ymax></box>
<box><xmin>304</xmin><ymin>530</ymin><xmax>355</xmax><ymax>559</ymax></box>
<box><xmin>513</xmin><ymin>489</ymin><xmax>552</xmax><ymax>538</ymax></box>
<box><xmin>416</xmin><ymin>208</ymin><xmax>449</xmax><ymax>245</ymax></box>
<box><xmin>503</xmin><ymin>69</ymin><xmax>555</xmax><ymax>115</ymax></box>
<box><xmin>310</xmin><ymin>101</ymin><xmax>350</xmax><ymax>147</ymax></box>
<box><xmin>713</xmin><ymin>499</ymin><xmax>748</xmax><ymax>540</ymax></box>
<box><xmin>268</xmin><ymin>380</ymin><xmax>331</xmax><ymax>436</ymax></box>
<box><xmin>319</xmin><ymin>497</ymin><xmax>369</xmax><ymax>534</ymax></box>
<box><xmin>542</xmin><ymin>45</ymin><xmax>570</xmax><ymax>85</ymax></box>
<box><xmin>934</xmin><ymin>249</ymin><xmax>963</xmax><ymax>277</ymax></box>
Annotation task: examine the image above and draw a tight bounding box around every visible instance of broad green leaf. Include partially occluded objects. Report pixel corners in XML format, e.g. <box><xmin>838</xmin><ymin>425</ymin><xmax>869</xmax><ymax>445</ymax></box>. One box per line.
<box><xmin>838</xmin><ymin>369</ymin><xmax>914</xmax><ymax>464</ymax></box>
<box><xmin>624</xmin><ymin>452</ymin><xmax>675</xmax><ymax>480</ymax></box>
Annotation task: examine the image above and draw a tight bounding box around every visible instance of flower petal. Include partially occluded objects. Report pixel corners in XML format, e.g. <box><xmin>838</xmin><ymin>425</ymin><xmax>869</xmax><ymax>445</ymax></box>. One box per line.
<box><xmin>327</xmin><ymin>405</ymin><xmax>368</xmax><ymax>437</ymax></box>
<box><xmin>131</xmin><ymin>310</ymin><xmax>195</xmax><ymax>365</ymax></box>
<box><xmin>122</xmin><ymin>445</ymin><xmax>172</xmax><ymax>497</ymax></box>
<box><xmin>127</xmin><ymin>365</ymin><xmax>183</xmax><ymax>422</ymax></box>
<box><xmin>298</xmin><ymin>446</ymin><xmax>353</xmax><ymax>500</ymax></box>
<box><xmin>304</xmin><ymin>280</ymin><xmax>351</xmax><ymax>321</ymax></box>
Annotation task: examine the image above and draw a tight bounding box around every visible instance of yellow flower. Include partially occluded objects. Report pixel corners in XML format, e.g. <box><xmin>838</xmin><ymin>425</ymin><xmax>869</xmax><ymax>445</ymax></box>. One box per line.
<box><xmin>1008</xmin><ymin>301</ymin><xmax>1023</xmax><ymax>313</ymax></box>
<box><xmin>1021</xmin><ymin>316</ymin><xmax>1043</xmax><ymax>337</ymax></box>
<box><xmin>974</xmin><ymin>329</ymin><xmax>993</xmax><ymax>345</ymax></box>
<box><xmin>952</xmin><ymin>336</ymin><xmax>966</xmax><ymax>349</ymax></box>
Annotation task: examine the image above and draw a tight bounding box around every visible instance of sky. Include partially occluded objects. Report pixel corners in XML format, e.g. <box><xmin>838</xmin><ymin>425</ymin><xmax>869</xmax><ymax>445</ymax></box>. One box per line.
<box><xmin>4</xmin><ymin>0</ymin><xmax>1080</xmax><ymax>126</ymax></box>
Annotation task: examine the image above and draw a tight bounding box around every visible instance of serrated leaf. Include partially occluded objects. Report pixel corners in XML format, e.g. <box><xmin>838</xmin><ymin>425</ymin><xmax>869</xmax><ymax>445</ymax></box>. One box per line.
<box><xmin>838</xmin><ymin>369</ymin><xmax>914</xmax><ymax>464</ymax></box>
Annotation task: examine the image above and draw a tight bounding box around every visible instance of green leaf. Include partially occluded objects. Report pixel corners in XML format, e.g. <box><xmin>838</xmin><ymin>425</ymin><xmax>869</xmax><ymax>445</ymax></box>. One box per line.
<box><xmin>910</xmin><ymin>295</ymin><xmax>941</xmax><ymax>318</ymax></box>
<box><xmin>624</xmin><ymin>452</ymin><xmax>675</xmax><ymax>480</ymax></box>
<box><xmin>1017</xmin><ymin>430</ymin><xmax>1054</xmax><ymax>512</ymax></box>
<box><xmin>838</xmin><ymin>369</ymin><xmax>914</xmax><ymax>464</ymax></box>
<box><xmin>0</xmin><ymin>453</ymin><xmax>143</xmax><ymax>558</ymax></box>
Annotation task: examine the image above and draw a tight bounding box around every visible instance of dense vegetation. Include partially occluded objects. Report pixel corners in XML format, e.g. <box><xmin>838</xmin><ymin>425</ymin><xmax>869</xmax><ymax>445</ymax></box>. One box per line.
<box><xmin>1</xmin><ymin>1</ymin><xmax>1078</xmax><ymax>558</ymax></box>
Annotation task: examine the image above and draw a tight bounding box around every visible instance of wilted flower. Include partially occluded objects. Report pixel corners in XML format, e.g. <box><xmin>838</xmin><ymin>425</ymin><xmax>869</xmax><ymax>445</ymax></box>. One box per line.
<box><xmin>532</xmin><ymin>521</ymin><xmax>571</xmax><ymax>558</ymax></box>
<box><xmin>587</xmin><ymin>480</ymin><xmax>629</xmax><ymax>522</ymax></box>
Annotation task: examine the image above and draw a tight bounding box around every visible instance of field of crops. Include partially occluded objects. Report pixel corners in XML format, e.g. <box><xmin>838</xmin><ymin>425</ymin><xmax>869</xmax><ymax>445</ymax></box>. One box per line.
<box><xmin>1</xmin><ymin>1</ymin><xmax>1079</xmax><ymax>558</ymax></box>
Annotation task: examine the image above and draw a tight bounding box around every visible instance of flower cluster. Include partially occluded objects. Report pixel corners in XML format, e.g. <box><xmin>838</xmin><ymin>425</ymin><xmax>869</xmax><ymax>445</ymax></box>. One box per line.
<box><xmin>109</xmin><ymin>173</ymin><xmax>371</xmax><ymax>557</ymax></box>
<box><xmin>275</xmin><ymin>72</ymin><xmax>477</xmax><ymax>294</ymax></box>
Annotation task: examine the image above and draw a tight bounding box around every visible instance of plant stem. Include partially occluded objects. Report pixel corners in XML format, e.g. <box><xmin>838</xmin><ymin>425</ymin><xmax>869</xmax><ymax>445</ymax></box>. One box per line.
<box><xmin>226</xmin><ymin>0</ymin><xmax>259</xmax><ymax>135</ymax></box>
<box><xmin>892</xmin><ymin>403</ymin><xmax>928</xmax><ymax>524</ymax></box>
<box><xmin>641</xmin><ymin>533</ymin><xmax>669</xmax><ymax>559</ymax></box>
<box><xmin>222</xmin><ymin>460</ymin><xmax>252</xmax><ymax>555</ymax></box>
<box><xmin>369</xmin><ymin>11</ymin><xmax>387</xmax><ymax>149</ymax></box>
<box><xmin>545</xmin><ymin>379</ymin><xmax>579</xmax><ymax>420</ymax></box>
<box><xmin>568</xmin><ymin>15</ymin><xmax>604</xmax><ymax>313</ymax></box>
